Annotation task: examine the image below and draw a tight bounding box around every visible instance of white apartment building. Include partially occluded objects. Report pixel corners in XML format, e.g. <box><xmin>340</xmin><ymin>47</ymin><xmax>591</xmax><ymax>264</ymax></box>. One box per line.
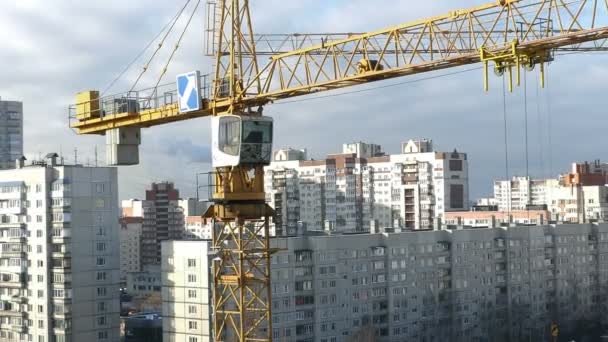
<box><xmin>160</xmin><ymin>223</ymin><xmax>608</xmax><ymax>342</ymax></box>
<box><xmin>0</xmin><ymin>155</ymin><xmax>120</xmax><ymax>342</ymax></box>
<box><xmin>0</xmin><ymin>100</ymin><xmax>23</xmax><ymax>169</ymax></box>
<box><xmin>119</xmin><ymin>217</ymin><xmax>142</xmax><ymax>282</ymax></box>
<box><xmin>492</xmin><ymin>177</ymin><xmax>557</xmax><ymax>212</ymax></box>
<box><xmin>265</xmin><ymin>140</ymin><xmax>469</xmax><ymax>235</ymax></box>
<box><xmin>161</xmin><ymin>240</ymin><xmax>212</xmax><ymax>342</ymax></box>
<box><xmin>183</xmin><ymin>216</ymin><xmax>212</xmax><ymax>240</ymax></box>
<box><xmin>489</xmin><ymin>176</ymin><xmax>608</xmax><ymax>223</ymax></box>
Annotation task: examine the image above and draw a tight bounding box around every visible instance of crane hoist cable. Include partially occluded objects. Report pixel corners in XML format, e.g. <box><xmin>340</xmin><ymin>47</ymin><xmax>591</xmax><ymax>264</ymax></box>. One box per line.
<box><xmin>102</xmin><ymin>2</ymin><xmax>190</xmax><ymax>96</ymax></box>
<box><xmin>151</xmin><ymin>0</ymin><xmax>202</xmax><ymax>98</ymax></box>
<box><xmin>523</xmin><ymin>69</ymin><xmax>531</xmax><ymax>218</ymax></box>
<box><xmin>502</xmin><ymin>74</ymin><xmax>511</xmax><ymax>218</ymax></box>
<box><xmin>535</xmin><ymin>75</ymin><xmax>545</xmax><ymax>178</ymax></box>
<box><xmin>129</xmin><ymin>0</ymin><xmax>193</xmax><ymax>94</ymax></box>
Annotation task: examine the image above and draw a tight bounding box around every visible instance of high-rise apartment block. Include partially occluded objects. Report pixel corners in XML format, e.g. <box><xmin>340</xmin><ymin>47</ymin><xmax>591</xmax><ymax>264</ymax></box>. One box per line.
<box><xmin>138</xmin><ymin>182</ymin><xmax>185</xmax><ymax>266</ymax></box>
<box><xmin>0</xmin><ymin>155</ymin><xmax>120</xmax><ymax>342</ymax></box>
<box><xmin>0</xmin><ymin>99</ymin><xmax>23</xmax><ymax>169</ymax></box>
<box><xmin>161</xmin><ymin>240</ymin><xmax>212</xmax><ymax>342</ymax></box>
<box><xmin>265</xmin><ymin>140</ymin><xmax>468</xmax><ymax>235</ymax></box>
<box><xmin>485</xmin><ymin>161</ymin><xmax>608</xmax><ymax>223</ymax></box>
<box><xmin>161</xmin><ymin>223</ymin><xmax>608</xmax><ymax>342</ymax></box>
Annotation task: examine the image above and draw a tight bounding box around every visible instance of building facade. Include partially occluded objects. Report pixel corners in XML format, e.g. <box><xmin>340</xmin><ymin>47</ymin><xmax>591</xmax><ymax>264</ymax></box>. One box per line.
<box><xmin>137</xmin><ymin>182</ymin><xmax>185</xmax><ymax>266</ymax></box>
<box><xmin>126</xmin><ymin>265</ymin><xmax>162</xmax><ymax>298</ymax></box>
<box><xmin>161</xmin><ymin>241</ymin><xmax>212</xmax><ymax>342</ymax></box>
<box><xmin>119</xmin><ymin>217</ymin><xmax>143</xmax><ymax>282</ymax></box>
<box><xmin>267</xmin><ymin>224</ymin><xmax>608</xmax><ymax>342</ymax></box>
<box><xmin>444</xmin><ymin>209</ymin><xmax>551</xmax><ymax>228</ymax></box>
<box><xmin>0</xmin><ymin>156</ymin><xmax>120</xmax><ymax>342</ymax></box>
<box><xmin>160</xmin><ymin>223</ymin><xmax>608</xmax><ymax>342</ymax></box>
<box><xmin>265</xmin><ymin>140</ymin><xmax>469</xmax><ymax>235</ymax></box>
<box><xmin>0</xmin><ymin>100</ymin><xmax>23</xmax><ymax>169</ymax></box>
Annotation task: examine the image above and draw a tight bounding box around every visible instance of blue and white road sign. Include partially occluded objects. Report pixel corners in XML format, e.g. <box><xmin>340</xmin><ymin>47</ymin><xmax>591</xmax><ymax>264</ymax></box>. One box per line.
<box><xmin>177</xmin><ymin>71</ymin><xmax>202</xmax><ymax>113</ymax></box>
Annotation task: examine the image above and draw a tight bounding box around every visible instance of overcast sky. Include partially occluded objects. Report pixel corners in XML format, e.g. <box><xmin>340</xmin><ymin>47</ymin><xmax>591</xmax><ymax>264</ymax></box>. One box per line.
<box><xmin>0</xmin><ymin>0</ymin><xmax>606</xmax><ymax>202</ymax></box>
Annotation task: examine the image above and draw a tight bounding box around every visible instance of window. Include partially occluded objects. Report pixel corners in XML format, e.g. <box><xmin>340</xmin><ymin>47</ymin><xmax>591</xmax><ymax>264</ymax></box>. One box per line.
<box><xmin>98</xmin><ymin>331</ymin><xmax>108</xmax><ymax>340</ymax></box>
<box><xmin>96</xmin><ymin>272</ymin><xmax>106</xmax><ymax>281</ymax></box>
<box><xmin>218</xmin><ymin>116</ymin><xmax>241</xmax><ymax>156</ymax></box>
<box><xmin>96</xmin><ymin>287</ymin><xmax>107</xmax><ymax>297</ymax></box>
<box><xmin>95</xmin><ymin>183</ymin><xmax>105</xmax><ymax>193</ymax></box>
<box><xmin>188</xmin><ymin>305</ymin><xmax>197</xmax><ymax>314</ymax></box>
<box><xmin>187</xmin><ymin>290</ymin><xmax>197</xmax><ymax>299</ymax></box>
<box><xmin>188</xmin><ymin>321</ymin><xmax>198</xmax><ymax>330</ymax></box>
<box><xmin>96</xmin><ymin>242</ymin><xmax>106</xmax><ymax>252</ymax></box>
<box><xmin>36</xmin><ymin>200</ymin><xmax>42</xmax><ymax>208</ymax></box>
<box><xmin>36</xmin><ymin>184</ymin><xmax>42</xmax><ymax>193</ymax></box>
<box><xmin>97</xmin><ymin>316</ymin><xmax>107</xmax><ymax>326</ymax></box>
<box><xmin>187</xmin><ymin>259</ymin><xmax>197</xmax><ymax>267</ymax></box>
<box><xmin>450</xmin><ymin>184</ymin><xmax>464</xmax><ymax>209</ymax></box>
<box><xmin>449</xmin><ymin>159</ymin><xmax>463</xmax><ymax>171</ymax></box>
<box><xmin>95</xmin><ymin>199</ymin><xmax>105</xmax><ymax>208</ymax></box>
<box><xmin>188</xmin><ymin>337</ymin><xmax>198</xmax><ymax>342</ymax></box>
<box><xmin>36</xmin><ymin>215</ymin><xmax>43</xmax><ymax>223</ymax></box>
<box><xmin>188</xmin><ymin>274</ymin><xmax>197</xmax><ymax>283</ymax></box>
<box><xmin>96</xmin><ymin>257</ymin><xmax>106</xmax><ymax>266</ymax></box>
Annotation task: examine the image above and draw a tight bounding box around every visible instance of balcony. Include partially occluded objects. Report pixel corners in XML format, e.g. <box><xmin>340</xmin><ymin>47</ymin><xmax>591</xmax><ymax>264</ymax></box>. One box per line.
<box><xmin>9</xmin><ymin>324</ymin><xmax>26</xmax><ymax>333</ymax></box>
<box><xmin>51</xmin><ymin>229</ymin><xmax>71</xmax><ymax>241</ymax></box>
<box><xmin>0</xmin><ymin>275</ymin><xmax>25</xmax><ymax>288</ymax></box>
<box><xmin>0</xmin><ymin>248</ymin><xmax>25</xmax><ymax>258</ymax></box>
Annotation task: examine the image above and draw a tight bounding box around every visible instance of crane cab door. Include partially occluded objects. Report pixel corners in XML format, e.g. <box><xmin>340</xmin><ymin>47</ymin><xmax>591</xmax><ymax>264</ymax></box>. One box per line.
<box><xmin>211</xmin><ymin>115</ymin><xmax>273</xmax><ymax>167</ymax></box>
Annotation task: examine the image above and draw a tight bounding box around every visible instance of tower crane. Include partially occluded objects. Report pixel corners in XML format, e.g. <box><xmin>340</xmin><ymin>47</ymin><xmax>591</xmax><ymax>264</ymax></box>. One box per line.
<box><xmin>69</xmin><ymin>0</ymin><xmax>608</xmax><ymax>341</ymax></box>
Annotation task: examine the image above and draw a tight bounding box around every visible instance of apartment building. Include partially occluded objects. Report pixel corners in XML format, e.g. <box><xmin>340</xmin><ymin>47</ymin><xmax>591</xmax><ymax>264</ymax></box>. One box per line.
<box><xmin>119</xmin><ymin>217</ymin><xmax>143</xmax><ymax>282</ymax></box>
<box><xmin>126</xmin><ymin>265</ymin><xmax>161</xmax><ymax>297</ymax></box>
<box><xmin>444</xmin><ymin>209</ymin><xmax>551</xmax><ymax>228</ymax></box>
<box><xmin>265</xmin><ymin>139</ymin><xmax>469</xmax><ymax>235</ymax></box>
<box><xmin>0</xmin><ymin>100</ymin><xmax>23</xmax><ymax>169</ymax></box>
<box><xmin>0</xmin><ymin>155</ymin><xmax>120</xmax><ymax>342</ymax></box>
<box><xmin>267</xmin><ymin>224</ymin><xmax>608</xmax><ymax>342</ymax></box>
<box><xmin>183</xmin><ymin>216</ymin><xmax>212</xmax><ymax>240</ymax></box>
<box><xmin>161</xmin><ymin>240</ymin><xmax>212</xmax><ymax>342</ymax></box>
<box><xmin>123</xmin><ymin>182</ymin><xmax>185</xmax><ymax>266</ymax></box>
<box><xmin>160</xmin><ymin>223</ymin><xmax>608</xmax><ymax>342</ymax></box>
<box><xmin>488</xmin><ymin>169</ymin><xmax>608</xmax><ymax>223</ymax></box>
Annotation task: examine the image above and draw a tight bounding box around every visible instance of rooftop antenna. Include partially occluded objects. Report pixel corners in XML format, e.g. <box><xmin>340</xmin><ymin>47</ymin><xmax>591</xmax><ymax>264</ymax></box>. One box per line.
<box><xmin>74</xmin><ymin>148</ymin><xmax>78</xmax><ymax>165</ymax></box>
<box><xmin>94</xmin><ymin>146</ymin><xmax>98</xmax><ymax>167</ymax></box>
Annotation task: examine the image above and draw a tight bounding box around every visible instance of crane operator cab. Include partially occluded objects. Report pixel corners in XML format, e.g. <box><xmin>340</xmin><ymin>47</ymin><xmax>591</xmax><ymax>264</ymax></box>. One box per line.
<box><xmin>211</xmin><ymin>115</ymin><xmax>273</xmax><ymax>167</ymax></box>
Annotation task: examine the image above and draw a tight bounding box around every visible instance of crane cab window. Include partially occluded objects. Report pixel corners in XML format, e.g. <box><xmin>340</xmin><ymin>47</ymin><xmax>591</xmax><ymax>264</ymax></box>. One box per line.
<box><xmin>218</xmin><ymin>117</ymin><xmax>241</xmax><ymax>156</ymax></box>
<box><xmin>242</xmin><ymin>120</ymin><xmax>272</xmax><ymax>145</ymax></box>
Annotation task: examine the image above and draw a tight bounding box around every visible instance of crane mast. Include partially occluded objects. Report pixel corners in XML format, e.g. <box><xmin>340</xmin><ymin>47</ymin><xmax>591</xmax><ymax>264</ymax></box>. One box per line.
<box><xmin>68</xmin><ymin>0</ymin><xmax>608</xmax><ymax>341</ymax></box>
